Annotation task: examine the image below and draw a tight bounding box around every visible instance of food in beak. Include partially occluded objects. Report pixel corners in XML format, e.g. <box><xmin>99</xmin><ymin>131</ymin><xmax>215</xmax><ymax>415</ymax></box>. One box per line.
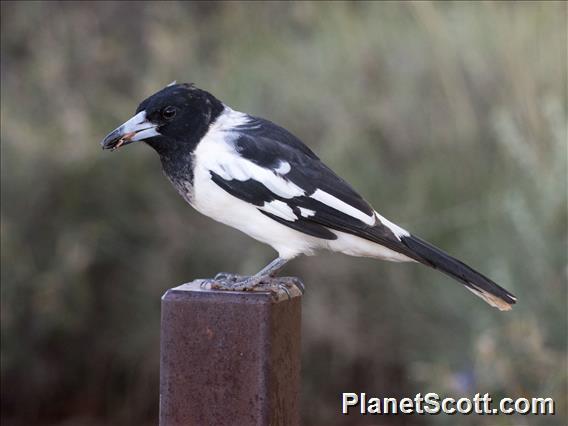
<box><xmin>101</xmin><ymin>111</ymin><xmax>158</xmax><ymax>151</ymax></box>
<box><xmin>101</xmin><ymin>128</ymin><xmax>136</xmax><ymax>151</ymax></box>
<box><xmin>113</xmin><ymin>132</ymin><xmax>137</xmax><ymax>150</ymax></box>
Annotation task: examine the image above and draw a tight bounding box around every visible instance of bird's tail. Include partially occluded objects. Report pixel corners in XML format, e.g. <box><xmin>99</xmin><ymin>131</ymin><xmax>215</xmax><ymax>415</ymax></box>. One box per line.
<box><xmin>398</xmin><ymin>234</ymin><xmax>517</xmax><ymax>311</ymax></box>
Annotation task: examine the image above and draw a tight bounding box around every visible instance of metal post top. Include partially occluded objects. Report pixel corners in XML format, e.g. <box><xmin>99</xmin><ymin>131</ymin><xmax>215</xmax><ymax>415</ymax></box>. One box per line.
<box><xmin>159</xmin><ymin>276</ymin><xmax>302</xmax><ymax>426</ymax></box>
<box><xmin>163</xmin><ymin>278</ymin><xmax>304</xmax><ymax>304</ymax></box>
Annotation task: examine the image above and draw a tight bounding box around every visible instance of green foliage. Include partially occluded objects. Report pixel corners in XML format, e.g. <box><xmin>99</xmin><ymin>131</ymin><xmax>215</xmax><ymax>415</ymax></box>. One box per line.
<box><xmin>1</xmin><ymin>2</ymin><xmax>566</xmax><ymax>425</ymax></box>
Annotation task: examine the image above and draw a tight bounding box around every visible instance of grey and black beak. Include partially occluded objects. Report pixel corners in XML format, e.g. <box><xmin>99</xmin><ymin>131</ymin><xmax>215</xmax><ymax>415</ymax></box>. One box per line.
<box><xmin>101</xmin><ymin>111</ymin><xmax>160</xmax><ymax>151</ymax></box>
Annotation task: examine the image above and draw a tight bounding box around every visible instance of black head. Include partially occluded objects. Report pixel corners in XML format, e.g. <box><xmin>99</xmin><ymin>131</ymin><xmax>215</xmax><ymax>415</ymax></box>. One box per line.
<box><xmin>101</xmin><ymin>83</ymin><xmax>224</xmax><ymax>156</ymax></box>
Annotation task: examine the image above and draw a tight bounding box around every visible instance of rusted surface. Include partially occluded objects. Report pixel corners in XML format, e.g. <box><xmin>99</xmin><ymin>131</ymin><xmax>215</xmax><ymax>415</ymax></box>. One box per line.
<box><xmin>159</xmin><ymin>279</ymin><xmax>302</xmax><ymax>426</ymax></box>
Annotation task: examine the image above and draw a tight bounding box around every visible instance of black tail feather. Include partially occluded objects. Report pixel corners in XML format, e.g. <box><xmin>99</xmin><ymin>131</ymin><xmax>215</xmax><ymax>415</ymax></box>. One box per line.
<box><xmin>400</xmin><ymin>234</ymin><xmax>517</xmax><ymax>311</ymax></box>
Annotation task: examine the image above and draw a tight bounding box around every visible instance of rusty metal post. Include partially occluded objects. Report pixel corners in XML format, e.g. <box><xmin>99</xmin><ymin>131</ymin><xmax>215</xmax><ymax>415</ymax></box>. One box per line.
<box><xmin>159</xmin><ymin>279</ymin><xmax>302</xmax><ymax>426</ymax></box>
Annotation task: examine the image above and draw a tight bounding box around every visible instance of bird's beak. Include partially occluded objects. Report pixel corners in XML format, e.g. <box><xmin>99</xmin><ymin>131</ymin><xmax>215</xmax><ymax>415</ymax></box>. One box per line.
<box><xmin>101</xmin><ymin>111</ymin><xmax>160</xmax><ymax>151</ymax></box>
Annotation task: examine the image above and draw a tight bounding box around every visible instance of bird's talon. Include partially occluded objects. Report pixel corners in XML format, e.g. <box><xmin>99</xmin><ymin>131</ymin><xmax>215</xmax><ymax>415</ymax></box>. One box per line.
<box><xmin>214</xmin><ymin>272</ymin><xmax>244</xmax><ymax>282</ymax></box>
<box><xmin>199</xmin><ymin>279</ymin><xmax>214</xmax><ymax>290</ymax></box>
<box><xmin>273</xmin><ymin>276</ymin><xmax>305</xmax><ymax>296</ymax></box>
<box><xmin>207</xmin><ymin>275</ymin><xmax>300</xmax><ymax>300</ymax></box>
<box><xmin>279</xmin><ymin>284</ymin><xmax>292</xmax><ymax>300</ymax></box>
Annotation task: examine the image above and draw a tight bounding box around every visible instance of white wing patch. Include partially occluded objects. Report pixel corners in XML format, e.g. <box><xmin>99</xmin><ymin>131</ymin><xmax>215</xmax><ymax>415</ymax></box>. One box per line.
<box><xmin>195</xmin><ymin>108</ymin><xmax>304</xmax><ymax>199</ymax></box>
<box><xmin>310</xmin><ymin>189</ymin><xmax>376</xmax><ymax>226</ymax></box>
<box><xmin>374</xmin><ymin>212</ymin><xmax>409</xmax><ymax>239</ymax></box>
<box><xmin>299</xmin><ymin>207</ymin><xmax>316</xmax><ymax>218</ymax></box>
<box><xmin>259</xmin><ymin>200</ymin><xmax>298</xmax><ymax>221</ymax></box>
<box><xmin>274</xmin><ymin>161</ymin><xmax>291</xmax><ymax>175</ymax></box>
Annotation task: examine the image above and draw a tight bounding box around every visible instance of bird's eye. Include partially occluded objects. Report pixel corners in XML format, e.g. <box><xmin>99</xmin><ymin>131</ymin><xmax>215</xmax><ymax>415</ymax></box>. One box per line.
<box><xmin>162</xmin><ymin>106</ymin><xmax>177</xmax><ymax>120</ymax></box>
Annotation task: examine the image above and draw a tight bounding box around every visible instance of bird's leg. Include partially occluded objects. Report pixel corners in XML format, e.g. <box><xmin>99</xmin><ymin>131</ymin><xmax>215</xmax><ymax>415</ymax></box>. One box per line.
<box><xmin>208</xmin><ymin>258</ymin><xmax>286</xmax><ymax>284</ymax></box>
<box><xmin>252</xmin><ymin>257</ymin><xmax>305</xmax><ymax>295</ymax></box>
<box><xmin>229</xmin><ymin>257</ymin><xmax>290</xmax><ymax>290</ymax></box>
<box><xmin>254</xmin><ymin>257</ymin><xmax>289</xmax><ymax>277</ymax></box>
<box><xmin>209</xmin><ymin>257</ymin><xmax>289</xmax><ymax>290</ymax></box>
<box><xmin>207</xmin><ymin>257</ymin><xmax>304</xmax><ymax>296</ymax></box>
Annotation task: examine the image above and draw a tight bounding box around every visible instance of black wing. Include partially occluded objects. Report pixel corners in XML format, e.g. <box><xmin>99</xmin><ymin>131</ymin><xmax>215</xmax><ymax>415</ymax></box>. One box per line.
<box><xmin>212</xmin><ymin>116</ymin><xmax>406</xmax><ymax>253</ymax></box>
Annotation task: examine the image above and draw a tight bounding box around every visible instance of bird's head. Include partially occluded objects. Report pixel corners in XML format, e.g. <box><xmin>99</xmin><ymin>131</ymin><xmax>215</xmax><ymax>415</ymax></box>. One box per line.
<box><xmin>101</xmin><ymin>82</ymin><xmax>224</xmax><ymax>155</ymax></box>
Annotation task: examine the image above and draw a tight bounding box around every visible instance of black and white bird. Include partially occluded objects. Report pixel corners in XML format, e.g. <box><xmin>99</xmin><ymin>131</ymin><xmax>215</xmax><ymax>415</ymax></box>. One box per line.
<box><xmin>101</xmin><ymin>82</ymin><xmax>516</xmax><ymax>311</ymax></box>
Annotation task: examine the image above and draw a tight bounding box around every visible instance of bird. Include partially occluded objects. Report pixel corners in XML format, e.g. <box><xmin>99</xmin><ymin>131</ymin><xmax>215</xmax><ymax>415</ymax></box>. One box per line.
<box><xmin>101</xmin><ymin>82</ymin><xmax>517</xmax><ymax>311</ymax></box>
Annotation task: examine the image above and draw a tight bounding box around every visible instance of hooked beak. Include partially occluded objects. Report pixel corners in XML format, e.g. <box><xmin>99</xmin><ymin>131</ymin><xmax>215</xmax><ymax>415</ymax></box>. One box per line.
<box><xmin>101</xmin><ymin>111</ymin><xmax>160</xmax><ymax>151</ymax></box>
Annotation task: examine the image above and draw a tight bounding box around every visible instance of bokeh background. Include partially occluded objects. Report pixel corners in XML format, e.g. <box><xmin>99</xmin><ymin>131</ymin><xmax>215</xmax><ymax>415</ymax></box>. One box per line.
<box><xmin>1</xmin><ymin>2</ymin><xmax>566</xmax><ymax>425</ymax></box>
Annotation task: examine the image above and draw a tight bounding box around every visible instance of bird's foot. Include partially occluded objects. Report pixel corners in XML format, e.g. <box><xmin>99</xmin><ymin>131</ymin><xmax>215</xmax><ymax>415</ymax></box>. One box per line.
<box><xmin>281</xmin><ymin>276</ymin><xmax>305</xmax><ymax>295</ymax></box>
<box><xmin>199</xmin><ymin>273</ymin><xmax>245</xmax><ymax>290</ymax></box>
<box><xmin>201</xmin><ymin>274</ymin><xmax>304</xmax><ymax>300</ymax></box>
<box><xmin>214</xmin><ymin>272</ymin><xmax>246</xmax><ymax>283</ymax></box>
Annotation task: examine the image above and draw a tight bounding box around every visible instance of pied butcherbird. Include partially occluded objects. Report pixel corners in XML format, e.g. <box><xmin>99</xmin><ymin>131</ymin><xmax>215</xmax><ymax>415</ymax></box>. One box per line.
<box><xmin>101</xmin><ymin>83</ymin><xmax>516</xmax><ymax>310</ymax></box>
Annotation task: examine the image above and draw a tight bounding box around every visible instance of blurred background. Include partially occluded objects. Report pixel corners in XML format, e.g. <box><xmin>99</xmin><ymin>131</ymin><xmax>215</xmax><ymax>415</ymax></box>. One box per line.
<box><xmin>1</xmin><ymin>2</ymin><xmax>566</xmax><ymax>425</ymax></box>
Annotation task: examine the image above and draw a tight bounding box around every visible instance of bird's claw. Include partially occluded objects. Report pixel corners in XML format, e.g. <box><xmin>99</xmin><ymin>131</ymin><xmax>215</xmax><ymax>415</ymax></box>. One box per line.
<box><xmin>203</xmin><ymin>274</ymin><xmax>304</xmax><ymax>300</ymax></box>
<box><xmin>210</xmin><ymin>275</ymin><xmax>269</xmax><ymax>291</ymax></box>
<box><xmin>213</xmin><ymin>272</ymin><xmax>245</xmax><ymax>282</ymax></box>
